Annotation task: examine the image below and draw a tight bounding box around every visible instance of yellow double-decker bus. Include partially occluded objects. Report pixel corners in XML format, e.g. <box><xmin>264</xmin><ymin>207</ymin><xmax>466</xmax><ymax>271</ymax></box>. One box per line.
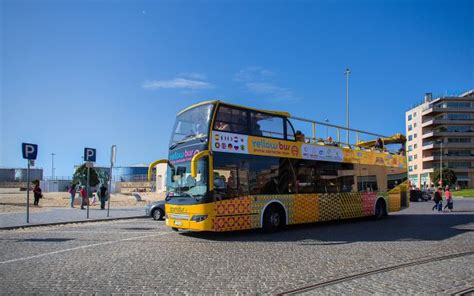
<box><xmin>149</xmin><ymin>101</ymin><xmax>408</xmax><ymax>232</ymax></box>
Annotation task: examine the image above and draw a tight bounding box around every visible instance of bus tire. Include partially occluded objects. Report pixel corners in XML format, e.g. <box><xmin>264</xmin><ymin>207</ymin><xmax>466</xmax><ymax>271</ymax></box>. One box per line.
<box><xmin>262</xmin><ymin>204</ymin><xmax>286</xmax><ymax>233</ymax></box>
<box><xmin>374</xmin><ymin>199</ymin><xmax>387</xmax><ymax>220</ymax></box>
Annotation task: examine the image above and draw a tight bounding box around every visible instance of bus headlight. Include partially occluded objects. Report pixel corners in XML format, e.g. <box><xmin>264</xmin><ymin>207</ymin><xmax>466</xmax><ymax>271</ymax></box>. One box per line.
<box><xmin>191</xmin><ymin>215</ymin><xmax>208</xmax><ymax>222</ymax></box>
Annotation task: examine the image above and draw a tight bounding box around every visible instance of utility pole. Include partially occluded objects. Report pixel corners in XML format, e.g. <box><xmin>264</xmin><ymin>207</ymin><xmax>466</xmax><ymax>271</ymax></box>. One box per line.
<box><xmin>344</xmin><ymin>68</ymin><xmax>351</xmax><ymax>144</ymax></box>
<box><xmin>51</xmin><ymin>153</ymin><xmax>55</xmax><ymax>179</ymax></box>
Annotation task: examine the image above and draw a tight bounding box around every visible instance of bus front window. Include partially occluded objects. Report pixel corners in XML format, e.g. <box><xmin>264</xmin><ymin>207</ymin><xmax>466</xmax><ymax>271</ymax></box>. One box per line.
<box><xmin>169</xmin><ymin>104</ymin><xmax>214</xmax><ymax>148</ymax></box>
<box><xmin>166</xmin><ymin>159</ymin><xmax>208</xmax><ymax>198</ymax></box>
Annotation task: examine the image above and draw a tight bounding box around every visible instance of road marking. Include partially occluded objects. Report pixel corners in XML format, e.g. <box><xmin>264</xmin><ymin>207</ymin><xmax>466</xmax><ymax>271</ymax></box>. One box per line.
<box><xmin>0</xmin><ymin>231</ymin><xmax>172</xmax><ymax>265</ymax></box>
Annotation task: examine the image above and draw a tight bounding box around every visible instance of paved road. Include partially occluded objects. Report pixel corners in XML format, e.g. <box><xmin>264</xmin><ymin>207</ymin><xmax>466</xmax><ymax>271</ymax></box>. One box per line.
<box><xmin>0</xmin><ymin>199</ymin><xmax>473</xmax><ymax>294</ymax></box>
<box><xmin>0</xmin><ymin>207</ymin><xmax>145</xmax><ymax>228</ymax></box>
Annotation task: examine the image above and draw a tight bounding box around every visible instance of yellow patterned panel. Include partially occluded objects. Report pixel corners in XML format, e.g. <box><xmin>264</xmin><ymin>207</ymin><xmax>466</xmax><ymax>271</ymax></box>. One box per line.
<box><xmin>319</xmin><ymin>193</ymin><xmax>341</xmax><ymax>221</ymax></box>
<box><xmin>292</xmin><ymin>194</ymin><xmax>319</xmax><ymax>224</ymax></box>
<box><xmin>251</xmin><ymin>195</ymin><xmax>294</xmax><ymax>227</ymax></box>
<box><xmin>212</xmin><ymin>215</ymin><xmax>253</xmax><ymax>232</ymax></box>
<box><xmin>340</xmin><ymin>193</ymin><xmax>364</xmax><ymax>219</ymax></box>
<box><xmin>388</xmin><ymin>193</ymin><xmax>401</xmax><ymax>212</ymax></box>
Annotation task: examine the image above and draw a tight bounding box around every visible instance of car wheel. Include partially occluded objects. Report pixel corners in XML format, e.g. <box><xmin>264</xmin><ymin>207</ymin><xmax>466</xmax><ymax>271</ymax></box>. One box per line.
<box><xmin>152</xmin><ymin>208</ymin><xmax>164</xmax><ymax>220</ymax></box>
<box><xmin>417</xmin><ymin>197</ymin><xmax>422</xmax><ymax>202</ymax></box>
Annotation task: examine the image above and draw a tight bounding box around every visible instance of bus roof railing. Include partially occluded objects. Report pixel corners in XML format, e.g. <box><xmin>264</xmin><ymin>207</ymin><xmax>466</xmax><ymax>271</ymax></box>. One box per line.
<box><xmin>288</xmin><ymin>116</ymin><xmax>403</xmax><ymax>152</ymax></box>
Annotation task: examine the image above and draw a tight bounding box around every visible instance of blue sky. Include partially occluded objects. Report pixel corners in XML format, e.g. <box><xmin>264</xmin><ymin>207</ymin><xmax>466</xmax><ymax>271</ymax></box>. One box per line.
<box><xmin>1</xmin><ymin>0</ymin><xmax>473</xmax><ymax>177</ymax></box>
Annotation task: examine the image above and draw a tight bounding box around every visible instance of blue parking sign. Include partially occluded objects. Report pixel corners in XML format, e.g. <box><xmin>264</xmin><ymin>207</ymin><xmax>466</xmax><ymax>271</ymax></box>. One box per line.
<box><xmin>22</xmin><ymin>143</ymin><xmax>38</xmax><ymax>160</ymax></box>
<box><xmin>84</xmin><ymin>148</ymin><xmax>96</xmax><ymax>162</ymax></box>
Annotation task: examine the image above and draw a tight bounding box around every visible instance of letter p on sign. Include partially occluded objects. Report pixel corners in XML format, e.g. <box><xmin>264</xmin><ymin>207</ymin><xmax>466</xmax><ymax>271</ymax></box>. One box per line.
<box><xmin>84</xmin><ymin>148</ymin><xmax>96</xmax><ymax>162</ymax></box>
<box><xmin>22</xmin><ymin>143</ymin><xmax>38</xmax><ymax>160</ymax></box>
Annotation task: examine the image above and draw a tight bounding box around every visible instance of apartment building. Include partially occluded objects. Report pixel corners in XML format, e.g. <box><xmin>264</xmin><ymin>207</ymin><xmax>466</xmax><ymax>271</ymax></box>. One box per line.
<box><xmin>405</xmin><ymin>90</ymin><xmax>474</xmax><ymax>189</ymax></box>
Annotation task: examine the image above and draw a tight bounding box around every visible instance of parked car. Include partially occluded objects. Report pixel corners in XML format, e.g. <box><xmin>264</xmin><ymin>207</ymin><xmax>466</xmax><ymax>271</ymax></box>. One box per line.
<box><xmin>410</xmin><ymin>189</ymin><xmax>431</xmax><ymax>202</ymax></box>
<box><xmin>145</xmin><ymin>200</ymin><xmax>165</xmax><ymax>220</ymax></box>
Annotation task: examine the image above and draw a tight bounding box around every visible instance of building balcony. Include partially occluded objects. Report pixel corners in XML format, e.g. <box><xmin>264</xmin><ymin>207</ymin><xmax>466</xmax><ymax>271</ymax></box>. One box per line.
<box><xmin>421</xmin><ymin>131</ymin><xmax>474</xmax><ymax>139</ymax></box>
<box><xmin>422</xmin><ymin>142</ymin><xmax>473</xmax><ymax>150</ymax></box>
<box><xmin>422</xmin><ymin>119</ymin><xmax>474</xmax><ymax>127</ymax></box>
<box><xmin>422</xmin><ymin>155</ymin><xmax>474</xmax><ymax>162</ymax></box>
<box><xmin>422</xmin><ymin>107</ymin><xmax>474</xmax><ymax>116</ymax></box>
<box><xmin>423</xmin><ymin>167</ymin><xmax>474</xmax><ymax>173</ymax></box>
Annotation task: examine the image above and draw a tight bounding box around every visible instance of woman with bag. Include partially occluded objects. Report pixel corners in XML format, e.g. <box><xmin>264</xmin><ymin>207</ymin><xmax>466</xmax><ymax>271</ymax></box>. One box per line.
<box><xmin>444</xmin><ymin>186</ymin><xmax>454</xmax><ymax>212</ymax></box>
<box><xmin>32</xmin><ymin>180</ymin><xmax>42</xmax><ymax>206</ymax></box>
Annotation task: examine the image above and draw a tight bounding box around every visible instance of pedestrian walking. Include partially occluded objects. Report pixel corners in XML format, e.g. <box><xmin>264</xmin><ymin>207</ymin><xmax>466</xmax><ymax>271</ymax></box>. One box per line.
<box><xmin>444</xmin><ymin>186</ymin><xmax>454</xmax><ymax>212</ymax></box>
<box><xmin>68</xmin><ymin>183</ymin><xmax>76</xmax><ymax>208</ymax></box>
<box><xmin>79</xmin><ymin>186</ymin><xmax>87</xmax><ymax>210</ymax></box>
<box><xmin>432</xmin><ymin>187</ymin><xmax>443</xmax><ymax>212</ymax></box>
<box><xmin>99</xmin><ymin>184</ymin><xmax>108</xmax><ymax>210</ymax></box>
<box><xmin>32</xmin><ymin>180</ymin><xmax>43</xmax><ymax>206</ymax></box>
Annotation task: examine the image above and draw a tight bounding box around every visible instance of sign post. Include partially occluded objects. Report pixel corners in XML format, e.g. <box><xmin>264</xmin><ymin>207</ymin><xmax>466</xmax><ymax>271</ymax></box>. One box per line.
<box><xmin>107</xmin><ymin>145</ymin><xmax>116</xmax><ymax>217</ymax></box>
<box><xmin>22</xmin><ymin>143</ymin><xmax>38</xmax><ymax>224</ymax></box>
<box><xmin>84</xmin><ymin>148</ymin><xmax>96</xmax><ymax>219</ymax></box>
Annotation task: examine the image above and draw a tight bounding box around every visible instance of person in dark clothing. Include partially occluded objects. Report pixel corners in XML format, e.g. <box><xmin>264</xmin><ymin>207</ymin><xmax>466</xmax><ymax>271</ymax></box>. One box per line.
<box><xmin>374</xmin><ymin>138</ymin><xmax>384</xmax><ymax>150</ymax></box>
<box><xmin>33</xmin><ymin>181</ymin><xmax>42</xmax><ymax>206</ymax></box>
<box><xmin>432</xmin><ymin>187</ymin><xmax>443</xmax><ymax>212</ymax></box>
<box><xmin>99</xmin><ymin>184</ymin><xmax>108</xmax><ymax>210</ymax></box>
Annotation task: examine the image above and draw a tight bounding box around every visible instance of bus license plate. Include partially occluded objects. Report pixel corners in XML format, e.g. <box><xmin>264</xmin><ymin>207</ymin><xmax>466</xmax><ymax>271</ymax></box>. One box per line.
<box><xmin>174</xmin><ymin>220</ymin><xmax>183</xmax><ymax>226</ymax></box>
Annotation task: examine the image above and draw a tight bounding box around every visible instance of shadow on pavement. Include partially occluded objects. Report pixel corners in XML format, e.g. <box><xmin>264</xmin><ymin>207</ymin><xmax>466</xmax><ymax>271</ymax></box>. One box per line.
<box><xmin>181</xmin><ymin>213</ymin><xmax>474</xmax><ymax>243</ymax></box>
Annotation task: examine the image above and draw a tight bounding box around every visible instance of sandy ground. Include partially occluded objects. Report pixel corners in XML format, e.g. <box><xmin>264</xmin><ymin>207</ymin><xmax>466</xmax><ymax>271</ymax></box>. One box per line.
<box><xmin>0</xmin><ymin>188</ymin><xmax>165</xmax><ymax>213</ymax></box>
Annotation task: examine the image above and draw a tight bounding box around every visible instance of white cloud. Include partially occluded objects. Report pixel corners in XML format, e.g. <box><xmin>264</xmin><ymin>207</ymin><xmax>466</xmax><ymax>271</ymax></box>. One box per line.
<box><xmin>234</xmin><ymin>66</ymin><xmax>274</xmax><ymax>82</ymax></box>
<box><xmin>245</xmin><ymin>82</ymin><xmax>295</xmax><ymax>101</ymax></box>
<box><xmin>142</xmin><ymin>78</ymin><xmax>213</xmax><ymax>90</ymax></box>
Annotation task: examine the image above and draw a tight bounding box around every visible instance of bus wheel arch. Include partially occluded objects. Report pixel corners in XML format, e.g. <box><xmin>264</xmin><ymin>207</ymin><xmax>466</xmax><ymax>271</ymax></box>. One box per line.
<box><xmin>261</xmin><ymin>201</ymin><xmax>287</xmax><ymax>233</ymax></box>
<box><xmin>374</xmin><ymin>197</ymin><xmax>388</xmax><ymax>219</ymax></box>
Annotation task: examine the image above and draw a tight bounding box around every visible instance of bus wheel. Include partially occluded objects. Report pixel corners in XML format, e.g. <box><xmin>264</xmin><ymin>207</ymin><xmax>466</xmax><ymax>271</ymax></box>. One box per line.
<box><xmin>374</xmin><ymin>200</ymin><xmax>386</xmax><ymax>220</ymax></box>
<box><xmin>262</xmin><ymin>204</ymin><xmax>285</xmax><ymax>233</ymax></box>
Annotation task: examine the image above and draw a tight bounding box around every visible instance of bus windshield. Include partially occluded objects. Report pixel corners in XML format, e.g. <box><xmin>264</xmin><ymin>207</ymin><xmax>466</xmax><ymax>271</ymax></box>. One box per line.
<box><xmin>166</xmin><ymin>159</ymin><xmax>208</xmax><ymax>199</ymax></box>
<box><xmin>169</xmin><ymin>103</ymin><xmax>214</xmax><ymax>148</ymax></box>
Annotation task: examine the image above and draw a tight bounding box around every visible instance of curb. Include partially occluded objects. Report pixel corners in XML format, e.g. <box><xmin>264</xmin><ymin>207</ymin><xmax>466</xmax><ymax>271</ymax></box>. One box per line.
<box><xmin>0</xmin><ymin>215</ymin><xmax>148</xmax><ymax>231</ymax></box>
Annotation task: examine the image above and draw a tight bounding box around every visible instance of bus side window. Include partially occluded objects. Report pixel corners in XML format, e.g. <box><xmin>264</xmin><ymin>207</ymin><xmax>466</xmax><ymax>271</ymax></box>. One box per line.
<box><xmin>213</xmin><ymin>154</ymin><xmax>250</xmax><ymax>200</ymax></box>
<box><xmin>250</xmin><ymin>112</ymin><xmax>284</xmax><ymax>139</ymax></box>
<box><xmin>213</xmin><ymin>106</ymin><xmax>248</xmax><ymax>134</ymax></box>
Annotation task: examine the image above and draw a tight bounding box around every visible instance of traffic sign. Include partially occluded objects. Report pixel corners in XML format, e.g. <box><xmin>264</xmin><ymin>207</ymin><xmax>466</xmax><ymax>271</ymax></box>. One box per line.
<box><xmin>84</xmin><ymin>148</ymin><xmax>96</xmax><ymax>162</ymax></box>
<box><xmin>22</xmin><ymin>143</ymin><xmax>38</xmax><ymax>160</ymax></box>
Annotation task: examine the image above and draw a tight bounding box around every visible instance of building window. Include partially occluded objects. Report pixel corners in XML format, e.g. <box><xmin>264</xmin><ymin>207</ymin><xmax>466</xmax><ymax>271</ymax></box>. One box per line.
<box><xmin>408</xmin><ymin>155</ymin><xmax>413</xmax><ymax>161</ymax></box>
<box><xmin>408</xmin><ymin>124</ymin><xmax>413</xmax><ymax>131</ymax></box>
<box><xmin>414</xmin><ymin>133</ymin><xmax>417</xmax><ymax>138</ymax></box>
<box><xmin>408</xmin><ymin>145</ymin><xmax>413</xmax><ymax>151</ymax></box>
<box><xmin>414</xmin><ymin>144</ymin><xmax>418</xmax><ymax>149</ymax></box>
<box><xmin>414</xmin><ymin>123</ymin><xmax>417</xmax><ymax>128</ymax></box>
<box><xmin>408</xmin><ymin>114</ymin><xmax>412</xmax><ymax>121</ymax></box>
<box><xmin>408</xmin><ymin>166</ymin><xmax>413</xmax><ymax>172</ymax></box>
<box><xmin>414</xmin><ymin>112</ymin><xmax>417</xmax><ymax>117</ymax></box>
<box><xmin>414</xmin><ymin>165</ymin><xmax>418</xmax><ymax>170</ymax></box>
<box><xmin>448</xmin><ymin>138</ymin><xmax>471</xmax><ymax>143</ymax></box>
<box><xmin>414</xmin><ymin>154</ymin><xmax>418</xmax><ymax>159</ymax></box>
<box><xmin>408</xmin><ymin>135</ymin><xmax>413</xmax><ymax>141</ymax></box>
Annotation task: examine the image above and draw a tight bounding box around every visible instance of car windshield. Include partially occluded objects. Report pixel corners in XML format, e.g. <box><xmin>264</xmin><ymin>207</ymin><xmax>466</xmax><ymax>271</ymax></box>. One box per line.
<box><xmin>166</xmin><ymin>159</ymin><xmax>208</xmax><ymax>199</ymax></box>
<box><xmin>169</xmin><ymin>104</ymin><xmax>214</xmax><ymax>148</ymax></box>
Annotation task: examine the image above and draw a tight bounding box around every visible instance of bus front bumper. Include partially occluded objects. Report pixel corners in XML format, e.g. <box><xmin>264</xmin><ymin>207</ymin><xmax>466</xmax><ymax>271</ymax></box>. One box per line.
<box><xmin>166</xmin><ymin>216</ymin><xmax>214</xmax><ymax>231</ymax></box>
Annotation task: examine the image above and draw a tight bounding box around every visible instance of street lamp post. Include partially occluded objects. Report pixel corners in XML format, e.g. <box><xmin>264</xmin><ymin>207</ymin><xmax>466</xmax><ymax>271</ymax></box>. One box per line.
<box><xmin>51</xmin><ymin>153</ymin><xmax>55</xmax><ymax>180</ymax></box>
<box><xmin>440</xmin><ymin>141</ymin><xmax>443</xmax><ymax>187</ymax></box>
<box><xmin>325</xmin><ymin>118</ymin><xmax>329</xmax><ymax>139</ymax></box>
<box><xmin>344</xmin><ymin>68</ymin><xmax>351</xmax><ymax>144</ymax></box>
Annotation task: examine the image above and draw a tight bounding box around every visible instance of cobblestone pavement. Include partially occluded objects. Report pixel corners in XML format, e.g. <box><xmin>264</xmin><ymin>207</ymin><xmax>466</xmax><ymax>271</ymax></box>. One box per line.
<box><xmin>0</xmin><ymin>207</ymin><xmax>145</xmax><ymax>228</ymax></box>
<box><xmin>0</xmin><ymin>199</ymin><xmax>473</xmax><ymax>294</ymax></box>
